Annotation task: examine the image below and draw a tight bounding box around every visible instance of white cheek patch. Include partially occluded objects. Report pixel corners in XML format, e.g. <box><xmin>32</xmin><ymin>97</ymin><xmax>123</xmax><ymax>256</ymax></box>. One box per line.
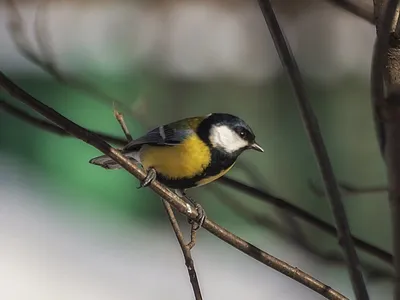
<box><xmin>210</xmin><ymin>125</ymin><xmax>248</xmax><ymax>153</ymax></box>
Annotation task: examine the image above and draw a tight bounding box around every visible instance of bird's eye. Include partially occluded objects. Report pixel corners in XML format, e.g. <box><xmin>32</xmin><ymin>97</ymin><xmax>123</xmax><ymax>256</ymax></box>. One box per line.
<box><xmin>239</xmin><ymin>131</ymin><xmax>246</xmax><ymax>138</ymax></box>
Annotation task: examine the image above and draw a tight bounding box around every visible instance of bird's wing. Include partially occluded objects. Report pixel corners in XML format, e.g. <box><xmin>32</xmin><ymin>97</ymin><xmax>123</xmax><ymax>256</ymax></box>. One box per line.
<box><xmin>123</xmin><ymin>123</ymin><xmax>193</xmax><ymax>150</ymax></box>
<box><xmin>89</xmin><ymin>116</ymin><xmax>207</xmax><ymax>169</ymax></box>
<box><xmin>89</xmin><ymin>125</ymin><xmax>190</xmax><ymax>170</ymax></box>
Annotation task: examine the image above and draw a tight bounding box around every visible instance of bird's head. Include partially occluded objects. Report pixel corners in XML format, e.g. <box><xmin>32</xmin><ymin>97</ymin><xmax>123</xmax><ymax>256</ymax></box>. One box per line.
<box><xmin>198</xmin><ymin>113</ymin><xmax>264</xmax><ymax>155</ymax></box>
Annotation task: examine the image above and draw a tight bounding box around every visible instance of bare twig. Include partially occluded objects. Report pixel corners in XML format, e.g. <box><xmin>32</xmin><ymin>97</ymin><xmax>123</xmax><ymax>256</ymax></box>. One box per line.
<box><xmin>112</xmin><ymin>109</ymin><xmax>201</xmax><ymax>295</ymax></box>
<box><xmin>0</xmin><ymin>99</ymin><xmax>127</xmax><ymax>145</ymax></box>
<box><xmin>220</xmin><ymin>164</ymin><xmax>347</xmax><ymax>263</ymax></box>
<box><xmin>34</xmin><ymin>0</ymin><xmax>56</xmax><ymax>74</ymax></box>
<box><xmin>6</xmin><ymin>0</ymin><xmax>134</xmax><ymax>115</ymax></box>
<box><xmin>0</xmin><ymin>71</ymin><xmax>348</xmax><ymax>299</ymax></box>
<box><xmin>162</xmin><ymin>200</ymin><xmax>202</xmax><ymax>300</ymax></box>
<box><xmin>0</xmin><ymin>100</ymin><xmax>391</xmax><ymax>265</ymax></box>
<box><xmin>220</xmin><ymin>177</ymin><xmax>392</xmax><ymax>264</ymax></box>
<box><xmin>256</xmin><ymin>1</ymin><xmax>369</xmax><ymax>299</ymax></box>
<box><xmin>325</xmin><ymin>0</ymin><xmax>375</xmax><ymax>24</ymax></box>
<box><xmin>212</xmin><ymin>186</ymin><xmax>394</xmax><ymax>282</ymax></box>
<box><xmin>231</xmin><ymin>162</ymin><xmax>348</xmax><ymax>264</ymax></box>
<box><xmin>113</xmin><ymin>108</ymin><xmax>133</xmax><ymax>142</ymax></box>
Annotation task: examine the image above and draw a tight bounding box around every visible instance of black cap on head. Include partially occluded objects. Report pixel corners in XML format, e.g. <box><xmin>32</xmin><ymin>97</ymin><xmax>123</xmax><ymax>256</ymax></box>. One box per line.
<box><xmin>197</xmin><ymin>113</ymin><xmax>264</xmax><ymax>155</ymax></box>
<box><xmin>206</xmin><ymin>113</ymin><xmax>256</xmax><ymax>143</ymax></box>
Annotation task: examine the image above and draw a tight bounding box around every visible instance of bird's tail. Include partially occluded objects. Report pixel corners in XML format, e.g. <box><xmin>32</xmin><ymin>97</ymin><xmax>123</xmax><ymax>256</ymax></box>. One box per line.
<box><xmin>89</xmin><ymin>152</ymin><xmax>139</xmax><ymax>170</ymax></box>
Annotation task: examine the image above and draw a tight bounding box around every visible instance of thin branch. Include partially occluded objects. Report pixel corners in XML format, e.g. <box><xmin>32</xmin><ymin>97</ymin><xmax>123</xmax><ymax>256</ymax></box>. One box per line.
<box><xmin>220</xmin><ymin>176</ymin><xmax>392</xmax><ymax>264</ymax></box>
<box><xmin>162</xmin><ymin>200</ymin><xmax>202</xmax><ymax>300</ymax></box>
<box><xmin>113</xmin><ymin>109</ymin><xmax>133</xmax><ymax>142</ymax></box>
<box><xmin>212</xmin><ymin>186</ymin><xmax>342</xmax><ymax>262</ymax></box>
<box><xmin>6</xmin><ymin>0</ymin><xmax>136</xmax><ymax>116</ymax></box>
<box><xmin>325</xmin><ymin>0</ymin><xmax>375</xmax><ymax>24</ymax></box>
<box><xmin>0</xmin><ymin>71</ymin><xmax>348</xmax><ymax>299</ymax></box>
<box><xmin>0</xmin><ymin>100</ymin><xmax>391</xmax><ymax>265</ymax></box>
<box><xmin>4</xmin><ymin>0</ymin><xmax>384</xmax><ymax>280</ymax></box>
<box><xmin>113</xmin><ymin>109</ymin><xmax>201</xmax><ymax>296</ymax></box>
<box><xmin>212</xmin><ymin>187</ymin><xmax>394</xmax><ymax>282</ymax></box>
<box><xmin>0</xmin><ymin>99</ymin><xmax>127</xmax><ymax>145</ymax></box>
<box><xmin>219</xmin><ymin>165</ymin><xmax>347</xmax><ymax>263</ymax></box>
<box><xmin>34</xmin><ymin>0</ymin><xmax>56</xmax><ymax>74</ymax></box>
<box><xmin>231</xmin><ymin>162</ymin><xmax>349</xmax><ymax>264</ymax></box>
<box><xmin>256</xmin><ymin>1</ymin><xmax>369</xmax><ymax>299</ymax></box>
<box><xmin>0</xmin><ymin>100</ymin><xmax>390</xmax><ymax>265</ymax></box>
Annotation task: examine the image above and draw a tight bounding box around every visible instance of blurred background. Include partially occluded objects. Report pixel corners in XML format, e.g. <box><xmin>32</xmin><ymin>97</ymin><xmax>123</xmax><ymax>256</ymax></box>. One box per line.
<box><xmin>0</xmin><ymin>0</ymin><xmax>390</xmax><ymax>299</ymax></box>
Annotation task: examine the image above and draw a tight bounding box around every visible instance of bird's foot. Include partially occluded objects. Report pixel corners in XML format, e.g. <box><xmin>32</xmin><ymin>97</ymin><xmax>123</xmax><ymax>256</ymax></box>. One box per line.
<box><xmin>137</xmin><ymin>167</ymin><xmax>157</xmax><ymax>189</ymax></box>
<box><xmin>181</xmin><ymin>192</ymin><xmax>206</xmax><ymax>230</ymax></box>
<box><xmin>189</xmin><ymin>203</ymin><xmax>206</xmax><ymax>231</ymax></box>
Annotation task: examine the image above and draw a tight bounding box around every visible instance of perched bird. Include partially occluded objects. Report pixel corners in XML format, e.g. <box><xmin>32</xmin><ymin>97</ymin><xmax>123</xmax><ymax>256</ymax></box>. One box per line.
<box><xmin>89</xmin><ymin>113</ymin><xmax>263</xmax><ymax>226</ymax></box>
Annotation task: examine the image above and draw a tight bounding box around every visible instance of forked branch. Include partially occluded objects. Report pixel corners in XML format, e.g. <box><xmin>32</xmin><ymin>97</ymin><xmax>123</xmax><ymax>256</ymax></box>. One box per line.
<box><xmin>113</xmin><ymin>109</ymin><xmax>202</xmax><ymax>298</ymax></box>
<box><xmin>0</xmin><ymin>99</ymin><xmax>392</xmax><ymax>266</ymax></box>
<box><xmin>0</xmin><ymin>71</ymin><xmax>347</xmax><ymax>299</ymax></box>
<box><xmin>162</xmin><ymin>200</ymin><xmax>202</xmax><ymax>300</ymax></box>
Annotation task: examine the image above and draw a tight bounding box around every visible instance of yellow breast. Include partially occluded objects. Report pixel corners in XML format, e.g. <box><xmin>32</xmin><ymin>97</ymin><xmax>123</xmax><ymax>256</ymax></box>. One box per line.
<box><xmin>140</xmin><ymin>135</ymin><xmax>211</xmax><ymax>179</ymax></box>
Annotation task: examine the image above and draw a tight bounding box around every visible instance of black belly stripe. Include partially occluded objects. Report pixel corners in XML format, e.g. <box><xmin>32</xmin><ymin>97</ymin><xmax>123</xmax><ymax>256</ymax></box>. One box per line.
<box><xmin>156</xmin><ymin>147</ymin><xmax>240</xmax><ymax>190</ymax></box>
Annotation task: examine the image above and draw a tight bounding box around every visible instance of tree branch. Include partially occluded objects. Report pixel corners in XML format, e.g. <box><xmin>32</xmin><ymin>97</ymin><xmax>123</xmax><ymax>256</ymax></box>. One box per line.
<box><xmin>212</xmin><ymin>186</ymin><xmax>394</xmax><ymax>282</ymax></box>
<box><xmin>0</xmin><ymin>99</ymin><xmax>392</xmax><ymax>266</ymax></box>
<box><xmin>162</xmin><ymin>200</ymin><xmax>202</xmax><ymax>300</ymax></box>
<box><xmin>6</xmin><ymin>0</ymin><xmax>138</xmax><ymax>116</ymax></box>
<box><xmin>0</xmin><ymin>71</ymin><xmax>348</xmax><ymax>299</ymax></box>
<box><xmin>256</xmin><ymin>1</ymin><xmax>369</xmax><ymax>299</ymax></box>
<box><xmin>220</xmin><ymin>176</ymin><xmax>392</xmax><ymax>264</ymax></box>
<box><xmin>112</xmin><ymin>109</ymin><xmax>202</xmax><ymax>296</ymax></box>
<box><xmin>0</xmin><ymin>99</ymin><xmax>127</xmax><ymax>145</ymax></box>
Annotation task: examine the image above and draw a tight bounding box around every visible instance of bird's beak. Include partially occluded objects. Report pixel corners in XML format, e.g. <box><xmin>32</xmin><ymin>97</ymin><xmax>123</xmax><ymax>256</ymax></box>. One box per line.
<box><xmin>249</xmin><ymin>141</ymin><xmax>264</xmax><ymax>152</ymax></box>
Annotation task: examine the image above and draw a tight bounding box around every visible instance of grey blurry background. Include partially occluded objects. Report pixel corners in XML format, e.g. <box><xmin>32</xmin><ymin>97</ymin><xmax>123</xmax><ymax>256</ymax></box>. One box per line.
<box><xmin>0</xmin><ymin>0</ymin><xmax>389</xmax><ymax>299</ymax></box>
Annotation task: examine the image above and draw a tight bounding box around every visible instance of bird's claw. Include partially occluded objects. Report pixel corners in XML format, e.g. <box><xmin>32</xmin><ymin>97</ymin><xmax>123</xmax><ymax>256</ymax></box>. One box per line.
<box><xmin>189</xmin><ymin>203</ymin><xmax>206</xmax><ymax>231</ymax></box>
<box><xmin>138</xmin><ymin>168</ymin><xmax>157</xmax><ymax>189</ymax></box>
<box><xmin>175</xmin><ymin>190</ymin><xmax>206</xmax><ymax>230</ymax></box>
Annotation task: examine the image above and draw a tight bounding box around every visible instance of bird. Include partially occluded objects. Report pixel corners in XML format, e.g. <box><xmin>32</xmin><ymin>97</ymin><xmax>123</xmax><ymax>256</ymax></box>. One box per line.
<box><xmin>89</xmin><ymin>113</ymin><xmax>263</xmax><ymax>227</ymax></box>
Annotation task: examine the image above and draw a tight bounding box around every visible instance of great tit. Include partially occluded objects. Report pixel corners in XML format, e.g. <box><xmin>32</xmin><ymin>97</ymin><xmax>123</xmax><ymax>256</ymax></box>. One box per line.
<box><xmin>89</xmin><ymin>113</ymin><xmax>263</xmax><ymax>226</ymax></box>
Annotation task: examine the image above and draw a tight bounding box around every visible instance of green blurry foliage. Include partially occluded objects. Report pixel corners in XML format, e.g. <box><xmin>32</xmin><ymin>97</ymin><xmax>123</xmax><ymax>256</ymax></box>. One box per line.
<box><xmin>0</xmin><ymin>73</ymin><xmax>390</xmax><ymax>261</ymax></box>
